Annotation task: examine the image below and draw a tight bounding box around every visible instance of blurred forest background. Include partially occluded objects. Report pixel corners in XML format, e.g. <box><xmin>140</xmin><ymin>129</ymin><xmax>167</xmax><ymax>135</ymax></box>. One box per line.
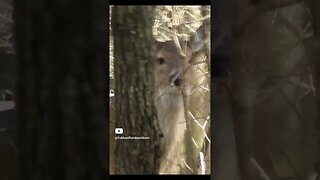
<box><xmin>214</xmin><ymin>0</ymin><xmax>320</xmax><ymax>180</ymax></box>
<box><xmin>0</xmin><ymin>0</ymin><xmax>108</xmax><ymax>179</ymax></box>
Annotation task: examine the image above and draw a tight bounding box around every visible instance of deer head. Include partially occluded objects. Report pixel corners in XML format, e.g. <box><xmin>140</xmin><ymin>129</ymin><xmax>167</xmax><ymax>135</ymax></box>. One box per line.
<box><xmin>153</xmin><ymin>24</ymin><xmax>210</xmax><ymax>99</ymax></box>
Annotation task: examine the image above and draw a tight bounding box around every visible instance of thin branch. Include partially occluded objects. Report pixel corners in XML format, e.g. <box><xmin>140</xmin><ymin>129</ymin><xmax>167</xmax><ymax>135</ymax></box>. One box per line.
<box><xmin>250</xmin><ymin>157</ymin><xmax>271</xmax><ymax>180</ymax></box>
<box><xmin>199</xmin><ymin>152</ymin><xmax>205</xmax><ymax>174</ymax></box>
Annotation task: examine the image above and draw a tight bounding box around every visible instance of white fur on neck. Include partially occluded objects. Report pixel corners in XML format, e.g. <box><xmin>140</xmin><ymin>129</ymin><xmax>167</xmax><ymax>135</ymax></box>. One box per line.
<box><xmin>155</xmin><ymin>86</ymin><xmax>186</xmax><ymax>173</ymax></box>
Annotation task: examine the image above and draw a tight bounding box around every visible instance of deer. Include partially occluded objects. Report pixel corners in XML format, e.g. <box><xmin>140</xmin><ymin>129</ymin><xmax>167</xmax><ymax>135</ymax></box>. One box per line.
<box><xmin>153</xmin><ymin>22</ymin><xmax>210</xmax><ymax>174</ymax></box>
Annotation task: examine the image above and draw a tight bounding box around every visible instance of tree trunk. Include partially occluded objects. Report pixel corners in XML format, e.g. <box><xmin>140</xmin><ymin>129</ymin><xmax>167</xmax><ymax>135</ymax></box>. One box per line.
<box><xmin>14</xmin><ymin>0</ymin><xmax>108</xmax><ymax>179</ymax></box>
<box><xmin>212</xmin><ymin>0</ymin><xmax>241</xmax><ymax>179</ymax></box>
<box><xmin>112</xmin><ymin>6</ymin><xmax>161</xmax><ymax>174</ymax></box>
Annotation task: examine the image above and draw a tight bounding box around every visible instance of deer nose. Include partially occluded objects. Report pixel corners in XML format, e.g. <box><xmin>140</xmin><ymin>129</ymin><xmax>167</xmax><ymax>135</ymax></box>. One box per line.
<box><xmin>169</xmin><ymin>72</ymin><xmax>183</xmax><ymax>87</ymax></box>
<box><xmin>173</xmin><ymin>78</ymin><xmax>183</xmax><ymax>86</ymax></box>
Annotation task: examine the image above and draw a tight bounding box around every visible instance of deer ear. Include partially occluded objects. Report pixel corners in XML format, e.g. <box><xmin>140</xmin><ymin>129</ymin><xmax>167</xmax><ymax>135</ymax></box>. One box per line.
<box><xmin>188</xmin><ymin>23</ymin><xmax>210</xmax><ymax>53</ymax></box>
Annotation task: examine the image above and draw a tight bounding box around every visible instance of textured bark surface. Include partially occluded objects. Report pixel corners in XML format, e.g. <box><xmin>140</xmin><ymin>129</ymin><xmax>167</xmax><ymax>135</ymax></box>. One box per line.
<box><xmin>112</xmin><ymin>6</ymin><xmax>161</xmax><ymax>174</ymax></box>
<box><xmin>14</xmin><ymin>0</ymin><xmax>108</xmax><ymax>179</ymax></box>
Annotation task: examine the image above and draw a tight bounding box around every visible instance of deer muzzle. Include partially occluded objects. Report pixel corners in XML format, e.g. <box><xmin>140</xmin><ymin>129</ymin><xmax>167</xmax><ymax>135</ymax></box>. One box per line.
<box><xmin>169</xmin><ymin>71</ymin><xmax>183</xmax><ymax>87</ymax></box>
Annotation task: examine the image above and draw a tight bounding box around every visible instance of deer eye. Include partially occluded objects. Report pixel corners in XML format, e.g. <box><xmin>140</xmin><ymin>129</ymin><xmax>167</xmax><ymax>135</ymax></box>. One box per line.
<box><xmin>157</xmin><ymin>58</ymin><xmax>166</xmax><ymax>65</ymax></box>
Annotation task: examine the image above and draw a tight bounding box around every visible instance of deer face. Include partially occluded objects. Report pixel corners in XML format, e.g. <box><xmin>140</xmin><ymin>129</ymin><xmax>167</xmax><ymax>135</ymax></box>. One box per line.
<box><xmin>154</xmin><ymin>40</ymin><xmax>191</xmax><ymax>92</ymax></box>
<box><xmin>154</xmin><ymin>24</ymin><xmax>209</xmax><ymax>96</ymax></box>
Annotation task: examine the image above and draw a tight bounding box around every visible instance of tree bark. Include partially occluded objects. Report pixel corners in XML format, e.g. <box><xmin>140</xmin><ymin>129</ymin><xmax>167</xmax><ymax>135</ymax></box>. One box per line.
<box><xmin>112</xmin><ymin>6</ymin><xmax>161</xmax><ymax>174</ymax></box>
<box><xmin>14</xmin><ymin>0</ymin><xmax>108</xmax><ymax>179</ymax></box>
